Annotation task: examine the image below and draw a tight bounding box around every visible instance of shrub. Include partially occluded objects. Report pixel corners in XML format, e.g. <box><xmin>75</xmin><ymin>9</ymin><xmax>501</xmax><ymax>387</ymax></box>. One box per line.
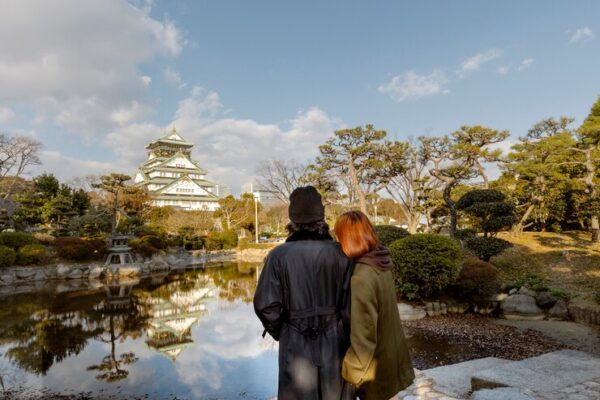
<box><xmin>389</xmin><ymin>234</ymin><xmax>461</xmax><ymax>300</ymax></box>
<box><xmin>454</xmin><ymin>228</ymin><xmax>477</xmax><ymax>241</ymax></box>
<box><xmin>465</xmin><ymin>237</ymin><xmax>512</xmax><ymax>261</ymax></box>
<box><xmin>455</xmin><ymin>260</ymin><xmax>500</xmax><ymax>301</ymax></box>
<box><xmin>53</xmin><ymin>237</ymin><xmax>105</xmax><ymax>261</ymax></box>
<box><xmin>0</xmin><ymin>245</ymin><xmax>16</xmax><ymax>267</ymax></box>
<box><xmin>16</xmin><ymin>244</ymin><xmax>48</xmax><ymax>265</ymax></box>
<box><xmin>130</xmin><ymin>235</ymin><xmax>165</xmax><ymax>258</ymax></box>
<box><xmin>219</xmin><ymin>230</ymin><xmax>239</xmax><ymax>249</ymax></box>
<box><xmin>32</xmin><ymin>232</ymin><xmax>56</xmax><ymax>245</ymax></box>
<box><xmin>456</xmin><ymin>189</ymin><xmax>516</xmax><ymax>236</ymax></box>
<box><xmin>0</xmin><ymin>232</ymin><xmax>39</xmax><ymax>250</ymax></box>
<box><xmin>374</xmin><ymin>225</ymin><xmax>410</xmax><ymax>247</ymax></box>
<box><xmin>549</xmin><ymin>288</ymin><xmax>570</xmax><ymax>301</ymax></box>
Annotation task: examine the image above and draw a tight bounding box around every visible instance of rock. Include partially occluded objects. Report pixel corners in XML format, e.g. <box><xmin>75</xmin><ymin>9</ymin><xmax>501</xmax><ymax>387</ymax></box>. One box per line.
<box><xmin>88</xmin><ymin>266</ymin><xmax>106</xmax><ymax>280</ymax></box>
<box><xmin>118</xmin><ymin>266</ymin><xmax>141</xmax><ymax>277</ymax></box>
<box><xmin>65</xmin><ymin>269</ymin><xmax>84</xmax><ymax>280</ymax></box>
<box><xmin>509</xmin><ymin>288</ymin><xmax>518</xmax><ymax>295</ymax></box>
<box><xmin>56</xmin><ymin>264</ymin><xmax>71</xmax><ymax>278</ymax></box>
<box><xmin>501</xmin><ymin>294</ymin><xmax>545</xmax><ymax>320</ymax></box>
<box><xmin>518</xmin><ymin>287</ymin><xmax>537</xmax><ymax>297</ymax></box>
<box><xmin>42</xmin><ymin>267</ymin><xmax>58</xmax><ymax>279</ymax></box>
<box><xmin>535</xmin><ymin>291</ymin><xmax>558</xmax><ymax>308</ymax></box>
<box><xmin>398</xmin><ymin>303</ymin><xmax>427</xmax><ymax>321</ymax></box>
<box><xmin>548</xmin><ymin>300</ymin><xmax>569</xmax><ymax>320</ymax></box>
<box><xmin>15</xmin><ymin>268</ymin><xmax>36</xmax><ymax>280</ymax></box>
<box><xmin>493</xmin><ymin>293</ymin><xmax>508</xmax><ymax>302</ymax></box>
<box><xmin>0</xmin><ymin>273</ymin><xmax>15</xmax><ymax>284</ymax></box>
<box><xmin>472</xmin><ymin>387</ymin><xmax>536</xmax><ymax>400</ymax></box>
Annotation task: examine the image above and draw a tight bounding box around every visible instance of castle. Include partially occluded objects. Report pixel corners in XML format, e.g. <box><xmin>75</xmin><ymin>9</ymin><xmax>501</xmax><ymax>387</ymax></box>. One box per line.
<box><xmin>133</xmin><ymin>128</ymin><xmax>227</xmax><ymax>211</ymax></box>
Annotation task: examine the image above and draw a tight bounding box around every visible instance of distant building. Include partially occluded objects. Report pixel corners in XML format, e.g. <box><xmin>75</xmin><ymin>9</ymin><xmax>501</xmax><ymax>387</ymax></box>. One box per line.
<box><xmin>134</xmin><ymin>128</ymin><xmax>227</xmax><ymax>211</ymax></box>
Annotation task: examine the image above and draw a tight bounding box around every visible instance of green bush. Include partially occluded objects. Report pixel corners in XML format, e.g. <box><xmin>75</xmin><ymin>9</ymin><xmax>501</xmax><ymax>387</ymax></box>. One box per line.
<box><xmin>0</xmin><ymin>232</ymin><xmax>39</xmax><ymax>250</ymax></box>
<box><xmin>465</xmin><ymin>237</ymin><xmax>512</xmax><ymax>261</ymax></box>
<box><xmin>53</xmin><ymin>237</ymin><xmax>105</xmax><ymax>261</ymax></box>
<box><xmin>549</xmin><ymin>288</ymin><xmax>570</xmax><ymax>301</ymax></box>
<box><xmin>374</xmin><ymin>225</ymin><xmax>410</xmax><ymax>247</ymax></box>
<box><xmin>16</xmin><ymin>244</ymin><xmax>48</xmax><ymax>265</ymax></box>
<box><xmin>130</xmin><ymin>235</ymin><xmax>165</xmax><ymax>258</ymax></box>
<box><xmin>0</xmin><ymin>245</ymin><xmax>16</xmax><ymax>267</ymax></box>
<box><xmin>389</xmin><ymin>234</ymin><xmax>461</xmax><ymax>300</ymax></box>
<box><xmin>219</xmin><ymin>230</ymin><xmax>239</xmax><ymax>249</ymax></box>
<box><xmin>454</xmin><ymin>228</ymin><xmax>477</xmax><ymax>241</ymax></box>
<box><xmin>455</xmin><ymin>260</ymin><xmax>500</xmax><ymax>301</ymax></box>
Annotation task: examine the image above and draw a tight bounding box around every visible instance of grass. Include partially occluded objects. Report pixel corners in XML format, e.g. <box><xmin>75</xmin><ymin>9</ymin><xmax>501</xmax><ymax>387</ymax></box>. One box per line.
<box><xmin>491</xmin><ymin>231</ymin><xmax>600</xmax><ymax>309</ymax></box>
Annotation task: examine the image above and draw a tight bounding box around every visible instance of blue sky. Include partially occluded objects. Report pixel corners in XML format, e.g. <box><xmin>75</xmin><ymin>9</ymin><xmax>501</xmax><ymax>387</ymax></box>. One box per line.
<box><xmin>0</xmin><ymin>0</ymin><xmax>599</xmax><ymax>192</ymax></box>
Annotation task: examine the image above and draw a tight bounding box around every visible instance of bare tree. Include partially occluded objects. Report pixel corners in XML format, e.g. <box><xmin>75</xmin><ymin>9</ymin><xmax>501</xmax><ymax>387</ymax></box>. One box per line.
<box><xmin>255</xmin><ymin>159</ymin><xmax>307</xmax><ymax>203</ymax></box>
<box><xmin>385</xmin><ymin>138</ymin><xmax>444</xmax><ymax>233</ymax></box>
<box><xmin>0</xmin><ymin>134</ymin><xmax>42</xmax><ymax>199</ymax></box>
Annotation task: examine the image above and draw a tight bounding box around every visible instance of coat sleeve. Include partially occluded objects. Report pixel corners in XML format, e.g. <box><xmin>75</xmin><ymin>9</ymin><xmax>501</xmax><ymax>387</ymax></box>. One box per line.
<box><xmin>253</xmin><ymin>252</ymin><xmax>284</xmax><ymax>341</ymax></box>
<box><xmin>341</xmin><ymin>266</ymin><xmax>378</xmax><ymax>388</ymax></box>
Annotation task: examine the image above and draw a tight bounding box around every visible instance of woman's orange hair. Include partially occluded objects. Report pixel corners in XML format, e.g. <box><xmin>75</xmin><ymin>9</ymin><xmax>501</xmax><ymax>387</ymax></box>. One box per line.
<box><xmin>334</xmin><ymin>210</ymin><xmax>379</xmax><ymax>259</ymax></box>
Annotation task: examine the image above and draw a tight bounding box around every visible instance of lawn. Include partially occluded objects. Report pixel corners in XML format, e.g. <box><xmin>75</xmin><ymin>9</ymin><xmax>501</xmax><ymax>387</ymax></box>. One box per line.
<box><xmin>492</xmin><ymin>231</ymin><xmax>600</xmax><ymax>309</ymax></box>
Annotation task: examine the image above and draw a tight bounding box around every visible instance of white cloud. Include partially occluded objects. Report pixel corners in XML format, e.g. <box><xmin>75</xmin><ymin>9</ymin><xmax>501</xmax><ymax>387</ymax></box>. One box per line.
<box><xmin>378</xmin><ymin>70</ymin><xmax>448</xmax><ymax>102</ymax></box>
<box><xmin>100</xmin><ymin>87</ymin><xmax>340</xmax><ymax>193</ymax></box>
<box><xmin>0</xmin><ymin>0</ymin><xmax>184</xmax><ymax>138</ymax></box>
<box><xmin>497</xmin><ymin>65</ymin><xmax>512</xmax><ymax>76</ymax></box>
<box><xmin>517</xmin><ymin>58</ymin><xmax>534</xmax><ymax>71</ymax></box>
<box><xmin>458</xmin><ymin>49</ymin><xmax>501</xmax><ymax>77</ymax></box>
<box><xmin>164</xmin><ymin>67</ymin><xmax>185</xmax><ymax>88</ymax></box>
<box><xmin>569</xmin><ymin>27</ymin><xmax>595</xmax><ymax>44</ymax></box>
<box><xmin>0</xmin><ymin>107</ymin><xmax>15</xmax><ymax>123</ymax></box>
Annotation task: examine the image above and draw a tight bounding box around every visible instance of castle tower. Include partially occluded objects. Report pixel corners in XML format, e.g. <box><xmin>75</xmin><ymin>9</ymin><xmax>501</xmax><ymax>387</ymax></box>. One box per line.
<box><xmin>134</xmin><ymin>128</ymin><xmax>228</xmax><ymax>211</ymax></box>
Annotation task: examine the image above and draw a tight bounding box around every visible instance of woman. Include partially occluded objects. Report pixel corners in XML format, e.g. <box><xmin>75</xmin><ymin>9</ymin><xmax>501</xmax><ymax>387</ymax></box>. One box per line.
<box><xmin>334</xmin><ymin>211</ymin><xmax>414</xmax><ymax>400</ymax></box>
<box><xmin>254</xmin><ymin>186</ymin><xmax>354</xmax><ymax>400</ymax></box>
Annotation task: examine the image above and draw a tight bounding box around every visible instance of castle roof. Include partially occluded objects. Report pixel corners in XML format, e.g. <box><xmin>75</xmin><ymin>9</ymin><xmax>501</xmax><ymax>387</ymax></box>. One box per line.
<box><xmin>146</xmin><ymin>128</ymin><xmax>193</xmax><ymax>149</ymax></box>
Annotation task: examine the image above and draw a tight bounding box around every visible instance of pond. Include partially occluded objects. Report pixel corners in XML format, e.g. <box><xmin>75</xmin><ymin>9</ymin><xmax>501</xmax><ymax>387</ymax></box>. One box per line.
<box><xmin>0</xmin><ymin>262</ymin><xmax>469</xmax><ymax>399</ymax></box>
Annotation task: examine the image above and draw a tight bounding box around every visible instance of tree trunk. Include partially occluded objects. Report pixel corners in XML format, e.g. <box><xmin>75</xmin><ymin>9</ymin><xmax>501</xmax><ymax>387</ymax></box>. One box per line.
<box><xmin>407</xmin><ymin>217</ymin><xmax>419</xmax><ymax>234</ymax></box>
<box><xmin>348</xmin><ymin>160</ymin><xmax>368</xmax><ymax>215</ymax></box>
<box><xmin>513</xmin><ymin>202</ymin><xmax>536</xmax><ymax>236</ymax></box>
<box><xmin>442</xmin><ymin>182</ymin><xmax>458</xmax><ymax>236</ymax></box>
<box><xmin>591</xmin><ymin>215</ymin><xmax>599</xmax><ymax>243</ymax></box>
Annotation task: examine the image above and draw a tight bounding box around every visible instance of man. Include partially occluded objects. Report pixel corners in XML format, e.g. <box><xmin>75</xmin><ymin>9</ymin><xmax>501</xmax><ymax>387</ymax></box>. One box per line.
<box><xmin>254</xmin><ymin>186</ymin><xmax>353</xmax><ymax>400</ymax></box>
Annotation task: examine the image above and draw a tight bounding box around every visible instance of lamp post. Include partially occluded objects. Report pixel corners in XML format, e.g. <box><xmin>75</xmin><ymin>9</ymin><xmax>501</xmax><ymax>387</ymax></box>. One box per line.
<box><xmin>253</xmin><ymin>191</ymin><xmax>260</xmax><ymax>244</ymax></box>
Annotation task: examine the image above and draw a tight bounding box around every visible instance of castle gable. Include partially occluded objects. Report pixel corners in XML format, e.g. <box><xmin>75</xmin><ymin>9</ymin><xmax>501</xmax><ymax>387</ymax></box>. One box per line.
<box><xmin>158</xmin><ymin>176</ymin><xmax>216</xmax><ymax>197</ymax></box>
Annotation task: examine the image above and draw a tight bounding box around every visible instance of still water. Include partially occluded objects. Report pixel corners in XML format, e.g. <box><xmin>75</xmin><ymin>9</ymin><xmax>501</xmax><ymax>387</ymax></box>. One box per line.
<box><xmin>0</xmin><ymin>262</ymin><xmax>467</xmax><ymax>399</ymax></box>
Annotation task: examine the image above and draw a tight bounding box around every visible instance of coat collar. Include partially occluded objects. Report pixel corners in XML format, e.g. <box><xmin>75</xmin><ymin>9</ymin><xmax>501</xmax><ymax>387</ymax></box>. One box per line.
<box><xmin>286</xmin><ymin>230</ymin><xmax>333</xmax><ymax>242</ymax></box>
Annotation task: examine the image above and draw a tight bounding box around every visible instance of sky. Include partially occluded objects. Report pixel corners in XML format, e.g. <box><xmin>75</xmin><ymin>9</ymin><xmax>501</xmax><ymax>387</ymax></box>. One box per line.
<box><xmin>0</xmin><ymin>0</ymin><xmax>599</xmax><ymax>194</ymax></box>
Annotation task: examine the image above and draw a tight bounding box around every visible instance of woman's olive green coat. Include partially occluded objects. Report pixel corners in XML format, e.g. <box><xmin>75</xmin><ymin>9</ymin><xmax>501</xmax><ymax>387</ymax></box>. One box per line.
<box><xmin>342</xmin><ymin>263</ymin><xmax>414</xmax><ymax>400</ymax></box>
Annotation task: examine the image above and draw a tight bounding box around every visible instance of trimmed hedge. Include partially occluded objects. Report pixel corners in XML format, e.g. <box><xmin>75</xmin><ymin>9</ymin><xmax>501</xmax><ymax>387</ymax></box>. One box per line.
<box><xmin>130</xmin><ymin>235</ymin><xmax>165</xmax><ymax>258</ymax></box>
<box><xmin>53</xmin><ymin>237</ymin><xmax>106</xmax><ymax>261</ymax></box>
<box><xmin>455</xmin><ymin>260</ymin><xmax>500</xmax><ymax>301</ymax></box>
<box><xmin>0</xmin><ymin>245</ymin><xmax>17</xmax><ymax>267</ymax></box>
<box><xmin>0</xmin><ymin>232</ymin><xmax>39</xmax><ymax>250</ymax></box>
<box><xmin>373</xmin><ymin>225</ymin><xmax>410</xmax><ymax>247</ymax></box>
<box><xmin>465</xmin><ymin>236</ymin><xmax>512</xmax><ymax>261</ymax></box>
<box><xmin>16</xmin><ymin>244</ymin><xmax>48</xmax><ymax>265</ymax></box>
<box><xmin>389</xmin><ymin>234</ymin><xmax>461</xmax><ymax>300</ymax></box>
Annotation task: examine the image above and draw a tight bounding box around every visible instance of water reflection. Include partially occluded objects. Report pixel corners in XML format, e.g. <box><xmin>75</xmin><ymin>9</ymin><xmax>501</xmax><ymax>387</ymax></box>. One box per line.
<box><xmin>0</xmin><ymin>261</ymin><xmax>276</xmax><ymax>399</ymax></box>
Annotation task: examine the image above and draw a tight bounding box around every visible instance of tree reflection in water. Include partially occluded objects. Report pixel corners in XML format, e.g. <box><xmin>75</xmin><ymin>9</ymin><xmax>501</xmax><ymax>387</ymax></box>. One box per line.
<box><xmin>86</xmin><ymin>281</ymin><xmax>148</xmax><ymax>382</ymax></box>
<box><xmin>0</xmin><ymin>261</ymin><xmax>263</xmax><ymax>387</ymax></box>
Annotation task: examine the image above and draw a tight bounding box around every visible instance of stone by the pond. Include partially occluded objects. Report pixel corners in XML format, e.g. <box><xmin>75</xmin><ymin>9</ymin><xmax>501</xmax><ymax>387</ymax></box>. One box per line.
<box><xmin>517</xmin><ymin>286</ymin><xmax>537</xmax><ymax>297</ymax></box>
<box><xmin>548</xmin><ymin>299</ymin><xmax>569</xmax><ymax>320</ymax></box>
<box><xmin>0</xmin><ymin>273</ymin><xmax>15</xmax><ymax>284</ymax></box>
<box><xmin>471</xmin><ymin>387</ymin><xmax>536</xmax><ymax>400</ymax></box>
<box><xmin>398</xmin><ymin>303</ymin><xmax>427</xmax><ymax>321</ymax></box>
<box><xmin>501</xmin><ymin>294</ymin><xmax>544</xmax><ymax>320</ymax></box>
<box><xmin>471</xmin><ymin>350</ymin><xmax>600</xmax><ymax>393</ymax></box>
<box><xmin>88</xmin><ymin>266</ymin><xmax>106</xmax><ymax>280</ymax></box>
<box><xmin>15</xmin><ymin>268</ymin><xmax>36</xmax><ymax>280</ymax></box>
<box><xmin>535</xmin><ymin>291</ymin><xmax>558</xmax><ymax>308</ymax></box>
<box><xmin>117</xmin><ymin>265</ymin><xmax>141</xmax><ymax>277</ymax></box>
